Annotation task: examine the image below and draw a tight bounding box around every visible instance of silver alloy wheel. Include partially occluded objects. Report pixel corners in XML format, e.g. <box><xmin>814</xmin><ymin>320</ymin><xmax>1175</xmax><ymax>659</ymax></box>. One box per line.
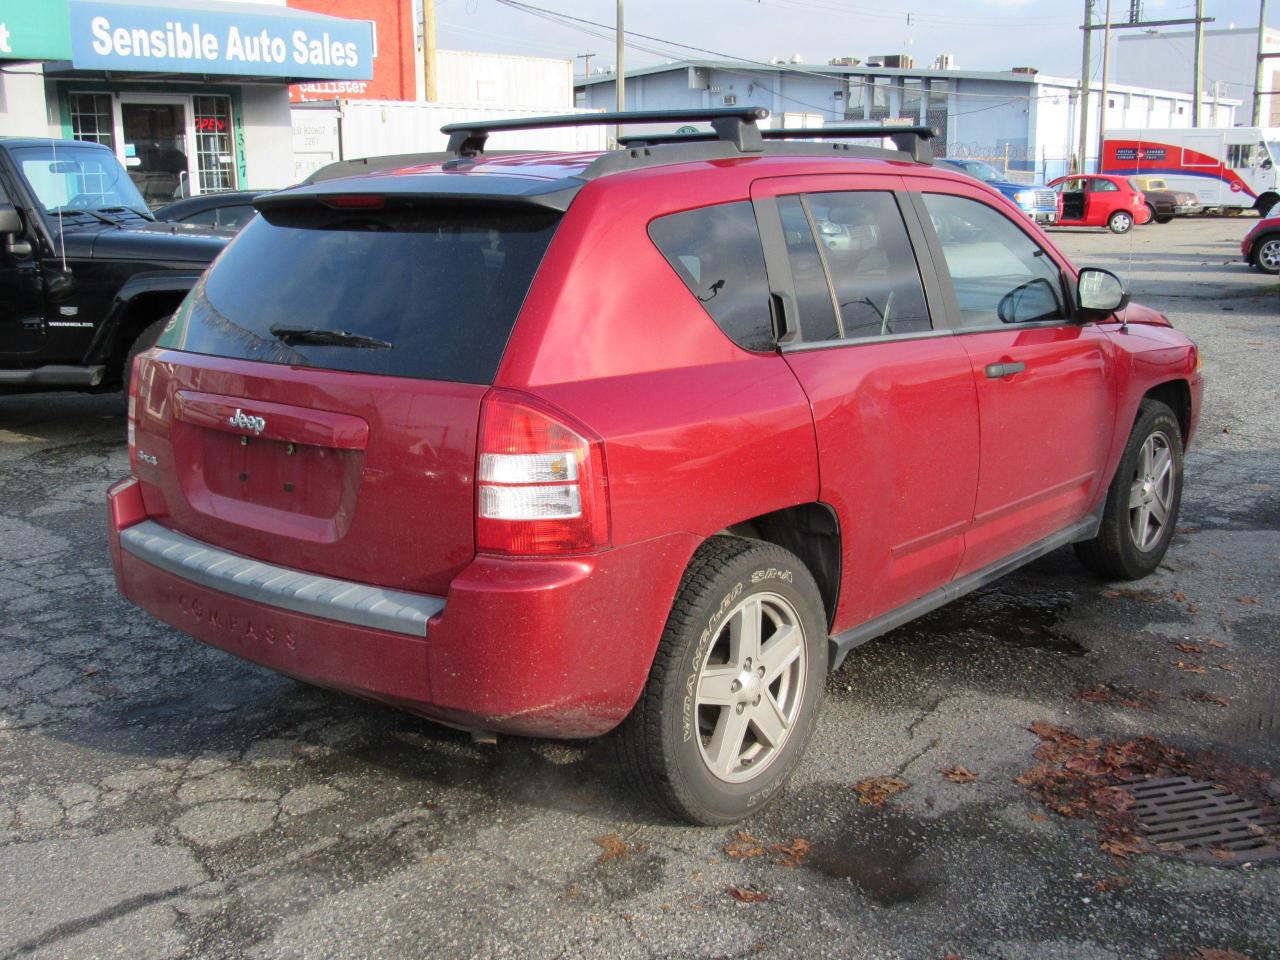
<box><xmin>695</xmin><ymin>592</ymin><xmax>806</xmax><ymax>783</ymax></box>
<box><xmin>1129</xmin><ymin>430</ymin><xmax>1174</xmax><ymax>551</ymax></box>
<box><xmin>1111</xmin><ymin>212</ymin><xmax>1133</xmax><ymax>232</ymax></box>
<box><xmin>1257</xmin><ymin>238</ymin><xmax>1280</xmax><ymax>272</ymax></box>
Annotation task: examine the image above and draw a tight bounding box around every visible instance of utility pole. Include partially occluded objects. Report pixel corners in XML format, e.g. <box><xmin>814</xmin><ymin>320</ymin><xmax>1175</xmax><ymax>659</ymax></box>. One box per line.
<box><xmin>1255</xmin><ymin>0</ymin><xmax>1271</xmax><ymax>126</ymax></box>
<box><xmin>576</xmin><ymin>51</ymin><xmax>595</xmax><ymax>80</ymax></box>
<box><xmin>1097</xmin><ymin>0</ymin><xmax>1113</xmax><ymax>171</ymax></box>
<box><xmin>422</xmin><ymin>0</ymin><xmax>437</xmax><ymax>102</ymax></box>
<box><xmin>616</xmin><ymin>0</ymin><xmax>625</xmax><ymax>142</ymax></box>
<box><xmin>1192</xmin><ymin>0</ymin><xmax>1205</xmax><ymax>125</ymax></box>
<box><xmin>1078</xmin><ymin>0</ymin><xmax>1093</xmax><ymax>174</ymax></box>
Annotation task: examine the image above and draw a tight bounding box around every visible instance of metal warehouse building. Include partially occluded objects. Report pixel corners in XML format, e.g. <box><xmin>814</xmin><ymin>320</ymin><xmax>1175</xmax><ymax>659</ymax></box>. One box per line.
<box><xmin>577</xmin><ymin>60</ymin><xmax>1239</xmax><ymax>181</ymax></box>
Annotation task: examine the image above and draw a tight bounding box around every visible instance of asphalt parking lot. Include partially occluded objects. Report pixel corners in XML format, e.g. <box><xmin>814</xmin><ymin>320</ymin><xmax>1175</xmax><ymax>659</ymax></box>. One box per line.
<box><xmin>1</xmin><ymin>217</ymin><xmax>1277</xmax><ymax>960</ymax></box>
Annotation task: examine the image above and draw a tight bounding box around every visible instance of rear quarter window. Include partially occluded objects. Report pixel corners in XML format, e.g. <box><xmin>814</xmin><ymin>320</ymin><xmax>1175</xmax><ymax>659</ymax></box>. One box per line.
<box><xmin>648</xmin><ymin>201</ymin><xmax>774</xmax><ymax>352</ymax></box>
<box><xmin>159</xmin><ymin>204</ymin><xmax>561</xmax><ymax>384</ymax></box>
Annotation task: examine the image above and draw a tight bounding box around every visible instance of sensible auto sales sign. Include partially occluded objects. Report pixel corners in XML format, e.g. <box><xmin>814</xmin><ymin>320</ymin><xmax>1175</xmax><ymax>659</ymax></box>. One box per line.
<box><xmin>66</xmin><ymin>0</ymin><xmax>373</xmax><ymax>80</ymax></box>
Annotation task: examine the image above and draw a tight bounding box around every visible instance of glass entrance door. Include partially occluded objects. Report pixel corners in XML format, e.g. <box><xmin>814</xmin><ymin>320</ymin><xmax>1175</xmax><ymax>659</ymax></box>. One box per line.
<box><xmin>120</xmin><ymin>101</ymin><xmax>192</xmax><ymax>208</ymax></box>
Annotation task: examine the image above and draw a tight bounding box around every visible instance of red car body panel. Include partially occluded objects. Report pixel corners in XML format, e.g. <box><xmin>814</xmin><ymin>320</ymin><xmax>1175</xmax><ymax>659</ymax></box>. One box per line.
<box><xmin>1048</xmin><ymin>174</ymin><xmax>1153</xmax><ymax>228</ymax></box>
<box><xmin>1242</xmin><ymin>213</ymin><xmax>1280</xmax><ymax>260</ymax></box>
<box><xmin>108</xmin><ymin>150</ymin><xmax>1204</xmax><ymax>738</ymax></box>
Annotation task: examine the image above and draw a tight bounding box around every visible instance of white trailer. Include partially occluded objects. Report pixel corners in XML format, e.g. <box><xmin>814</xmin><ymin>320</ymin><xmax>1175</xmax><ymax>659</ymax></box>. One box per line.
<box><xmin>291</xmin><ymin>100</ymin><xmax>607</xmax><ymax>183</ymax></box>
<box><xmin>1101</xmin><ymin>127</ymin><xmax>1280</xmax><ymax>213</ymax></box>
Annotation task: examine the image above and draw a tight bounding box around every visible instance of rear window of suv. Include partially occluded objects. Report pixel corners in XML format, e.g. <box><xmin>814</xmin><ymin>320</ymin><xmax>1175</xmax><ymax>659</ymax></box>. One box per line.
<box><xmin>158</xmin><ymin>204</ymin><xmax>561</xmax><ymax>384</ymax></box>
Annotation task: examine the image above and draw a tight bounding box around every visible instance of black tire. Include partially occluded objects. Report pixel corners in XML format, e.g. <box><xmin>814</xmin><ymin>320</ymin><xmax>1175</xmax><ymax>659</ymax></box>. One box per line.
<box><xmin>614</xmin><ymin>536</ymin><xmax>827</xmax><ymax>825</ymax></box>
<box><xmin>1108</xmin><ymin>210</ymin><xmax>1134</xmax><ymax>234</ymax></box>
<box><xmin>124</xmin><ymin>318</ymin><xmax>167</xmax><ymax>389</ymax></box>
<box><xmin>1155</xmin><ymin>214</ymin><xmax>1174</xmax><ymax>225</ymax></box>
<box><xmin>1075</xmin><ymin>400</ymin><xmax>1184</xmax><ymax>581</ymax></box>
<box><xmin>1251</xmin><ymin>235</ymin><xmax>1280</xmax><ymax>275</ymax></box>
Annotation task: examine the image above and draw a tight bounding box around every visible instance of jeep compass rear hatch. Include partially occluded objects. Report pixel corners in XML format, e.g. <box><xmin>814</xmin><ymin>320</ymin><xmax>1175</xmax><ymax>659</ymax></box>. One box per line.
<box><xmin>131</xmin><ymin>193</ymin><xmax>562</xmax><ymax>596</ymax></box>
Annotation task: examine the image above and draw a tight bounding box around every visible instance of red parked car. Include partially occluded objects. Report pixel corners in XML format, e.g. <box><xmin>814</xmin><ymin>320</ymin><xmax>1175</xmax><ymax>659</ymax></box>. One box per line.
<box><xmin>1241</xmin><ymin>209</ymin><xmax>1280</xmax><ymax>273</ymax></box>
<box><xmin>1048</xmin><ymin>174</ymin><xmax>1153</xmax><ymax>233</ymax></box>
<box><xmin>108</xmin><ymin>110</ymin><xmax>1203</xmax><ymax>824</ymax></box>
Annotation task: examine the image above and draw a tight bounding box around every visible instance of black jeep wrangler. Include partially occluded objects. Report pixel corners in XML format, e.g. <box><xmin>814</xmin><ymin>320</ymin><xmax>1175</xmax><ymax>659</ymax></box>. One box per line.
<box><xmin>1</xmin><ymin>137</ymin><xmax>231</xmax><ymax>392</ymax></box>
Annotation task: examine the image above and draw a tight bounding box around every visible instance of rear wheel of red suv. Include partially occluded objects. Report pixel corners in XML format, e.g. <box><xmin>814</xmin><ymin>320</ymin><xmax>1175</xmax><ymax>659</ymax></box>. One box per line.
<box><xmin>616</xmin><ymin>536</ymin><xmax>827</xmax><ymax>824</ymax></box>
<box><xmin>1075</xmin><ymin>400</ymin><xmax>1184</xmax><ymax>580</ymax></box>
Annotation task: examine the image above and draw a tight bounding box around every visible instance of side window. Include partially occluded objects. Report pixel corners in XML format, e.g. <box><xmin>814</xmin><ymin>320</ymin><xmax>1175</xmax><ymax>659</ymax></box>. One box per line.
<box><xmin>805</xmin><ymin>191</ymin><xmax>932</xmax><ymax>340</ymax></box>
<box><xmin>1090</xmin><ymin>179</ymin><xmax>1120</xmax><ymax>193</ymax></box>
<box><xmin>922</xmin><ymin>192</ymin><xmax>1069</xmax><ymax>327</ymax></box>
<box><xmin>215</xmin><ymin>205</ymin><xmax>255</xmax><ymax>230</ymax></box>
<box><xmin>776</xmin><ymin>196</ymin><xmax>840</xmax><ymax>342</ymax></box>
<box><xmin>180</xmin><ymin>208</ymin><xmax>218</xmax><ymax>227</ymax></box>
<box><xmin>648</xmin><ymin>201</ymin><xmax>774</xmax><ymax>352</ymax></box>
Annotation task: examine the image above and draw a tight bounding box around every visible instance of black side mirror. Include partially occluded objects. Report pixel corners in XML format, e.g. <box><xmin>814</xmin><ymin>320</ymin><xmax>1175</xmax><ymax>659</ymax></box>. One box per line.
<box><xmin>0</xmin><ymin>203</ymin><xmax>32</xmax><ymax>258</ymax></box>
<box><xmin>998</xmin><ymin>277</ymin><xmax>1062</xmax><ymax>324</ymax></box>
<box><xmin>1076</xmin><ymin>267</ymin><xmax>1130</xmax><ymax>315</ymax></box>
<box><xmin>0</xmin><ymin>203</ymin><xmax>21</xmax><ymax>235</ymax></box>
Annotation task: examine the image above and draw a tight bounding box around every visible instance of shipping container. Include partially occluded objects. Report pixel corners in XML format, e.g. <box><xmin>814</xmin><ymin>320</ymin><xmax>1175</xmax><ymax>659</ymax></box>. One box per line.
<box><xmin>290</xmin><ymin>100</ymin><xmax>608</xmax><ymax>182</ymax></box>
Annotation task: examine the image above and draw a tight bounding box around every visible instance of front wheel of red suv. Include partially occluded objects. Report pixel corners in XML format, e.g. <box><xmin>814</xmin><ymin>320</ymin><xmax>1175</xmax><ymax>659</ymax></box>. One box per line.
<box><xmin>615</xmin><ymin>536</ymin><xmax>827</xmax><ymax>825</ymax></box>
<box><xmin>1075</xmin><ymin>400</ymin><xmax>1184</xmax><ymax>580</ymax></box>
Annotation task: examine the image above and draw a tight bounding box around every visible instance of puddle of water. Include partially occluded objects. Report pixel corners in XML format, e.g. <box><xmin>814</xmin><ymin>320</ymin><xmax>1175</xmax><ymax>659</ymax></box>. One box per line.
<box><xmin>803</xmin><ymin>827</ymin><xmax>932</xmax><ymax>907</ymax></box>
<box><xmin>887</xmin><ymin>588</ymin><xmax>1084</xmax><ymax>656</ymax></box>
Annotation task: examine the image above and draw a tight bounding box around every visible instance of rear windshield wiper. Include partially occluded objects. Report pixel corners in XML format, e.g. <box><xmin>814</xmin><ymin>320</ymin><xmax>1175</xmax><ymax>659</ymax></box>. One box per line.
<box><xmin>269</xmin><ymin>325</ymin><xmax>393</xmax><ymax>349</ymax></box>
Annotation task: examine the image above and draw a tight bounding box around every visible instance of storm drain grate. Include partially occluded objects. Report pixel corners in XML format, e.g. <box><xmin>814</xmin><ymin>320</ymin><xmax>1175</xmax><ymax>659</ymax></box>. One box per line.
<box><xmin>1127</xmin><ymin>776</ymin><xmax>1280</xmax><ymax>865</ymax></box>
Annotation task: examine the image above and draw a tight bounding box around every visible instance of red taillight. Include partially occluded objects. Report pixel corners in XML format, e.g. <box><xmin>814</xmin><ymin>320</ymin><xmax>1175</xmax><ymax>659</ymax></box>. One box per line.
<box><xmin>320</xmin><ymin>194</ymin><xmax>385</xmax><ymax>209</ymax></box>
<box><xmin>126</xmin><ymin>355</ymin><xmax>141</xmax><ymax>468</ymax></box>
<box><xmin>475</xmin><ymin>390</ymin><xmax>609</xmax><ymax>556</ymax></box>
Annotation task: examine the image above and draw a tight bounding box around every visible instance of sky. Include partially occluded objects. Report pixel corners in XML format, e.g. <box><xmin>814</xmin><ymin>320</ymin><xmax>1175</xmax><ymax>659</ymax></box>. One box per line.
<box><xmin>434</xmin><ymin>0</ymin><xmax>1275</xmax><ymax>82</ymax></box>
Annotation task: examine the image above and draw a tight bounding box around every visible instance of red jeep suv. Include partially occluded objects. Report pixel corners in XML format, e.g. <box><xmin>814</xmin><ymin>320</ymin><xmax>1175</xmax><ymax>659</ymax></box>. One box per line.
<box><xmin>108</xmin><ymin>109</ymin><xmax>1203</xmax><ymax>824</ymax></box>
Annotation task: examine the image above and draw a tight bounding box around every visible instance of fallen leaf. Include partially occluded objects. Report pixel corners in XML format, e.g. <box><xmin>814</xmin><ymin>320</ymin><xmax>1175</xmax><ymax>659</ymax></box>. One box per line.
<box><xmin>1187</xmin><ymin>603</ymin><xmax>1201</xmax><ymax>614</ymax></box>
<box><xmin>723</xmin><ymin>830</ymin><xmax>767</xmax><ymax>860</ymax></box>
<box><xmin>940</xmin><ymin>765</ymin><xmax>978</xmax><ymax>784</ymax></box>
<box><xmin>770</xmin><ymin>837</ymin><xmax>812</xmax><ymax>868</ymax></box>
<box><xmin>854</xmin><ymin>776</ymin><xmax>908</xmax><ymax>808</ymax></box>
<box><xmin>1095</xmin><ymin>875</ymin><xmax>1131</xmax><ymax>893</ymax></box>
<box><xmin>1217</xmin><ymin>663</ymin><xmax>1237</xmax><ymax>672</ymax></box>
<box><xmin>726</xmin><ymin>884</ymin><xmax>769</xmax><ymax>903</ymax></box>
<box><xmin>1173</xmin><ymin>660</ymin><xmax>1207</xmax><ymax>674</ymax></box>
<box><xmin>1193</xmin><ymin>948</ymin><xmax>1254</xmax><ymax>960</ymax></box>
<box><xmin>1028</xmin><ymin>812</ymin><xmax>1048</xmax><ymax>822</ymax></box>
<box><xmin>1207</xmin><ymin>639</ymin><xmax>1228</xmax><ymax>649</ymax></box>
<box><xmin>1175</xmin><ymin>525</ymin><xmax>1199</xmax><ymax>534</ymax></box>
<box><xmin>1209</xmin><ymin>847</ymin><xmax>1238</xmax><ymax>861</ymax></box>
<box><xmin>593</xmin><ymin>833</ymin><xmax>634</xmax><ymax>863</ymax></box>
<box><xmin>1237</xmin><ymin>596</ymin><xmax>1260</xmax><ymax>604</ymax></box>
<box><xmin>1187</xmin><ymin>692</ymin><xmax>1231</xmax><ymax>707</ymax></box>
<box><xmin>1175</xmin><ymin>641</ymin><xmax>1204</xmax><ymax>654</ymax></box>
<box><xmin>1100</xmin><ymin>835</ymin><xmax>1146</xmax><ymax>859</ymax></box>
<box><xmin>1172</xmin><ymin>591</ymin><xmax>1187</xmax><ymax>603</ymax></box>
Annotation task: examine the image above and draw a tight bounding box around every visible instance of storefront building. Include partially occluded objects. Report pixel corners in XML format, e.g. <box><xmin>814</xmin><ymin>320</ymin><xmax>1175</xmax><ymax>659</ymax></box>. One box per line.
<box><xmin>0</xmin><ymin>0</ymin><xmax>374</xmax><ymax>199</ymax></box>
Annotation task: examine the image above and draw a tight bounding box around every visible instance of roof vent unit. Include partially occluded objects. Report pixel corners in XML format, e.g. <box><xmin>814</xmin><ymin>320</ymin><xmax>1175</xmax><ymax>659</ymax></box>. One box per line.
<box><xmin>723</xmin><ymin>94</ymin><xmax>738</xmax><ymax>106</ymax></box>
<box><xmin>1012</xmin><ymin>66</ymin><xmax>1040</xmax><ymax>75</ymax></box>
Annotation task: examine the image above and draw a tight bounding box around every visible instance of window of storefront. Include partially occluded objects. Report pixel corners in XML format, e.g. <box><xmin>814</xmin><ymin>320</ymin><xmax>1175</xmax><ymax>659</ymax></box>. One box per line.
<box><xmin>68</xmin><ymin>92</ymin><xmax>115</xmax><ymax>150</ymax></box>
<box><xmin>64</xmin><ymin>90</ymin><xmax>240</xmax><ymax>207</ymax></box>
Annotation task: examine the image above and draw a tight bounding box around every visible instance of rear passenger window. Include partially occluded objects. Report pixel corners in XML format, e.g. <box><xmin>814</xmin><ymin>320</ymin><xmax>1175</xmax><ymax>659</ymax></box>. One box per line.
<box><xmin>777</xmin><ymin>196</ymin><xmax>840</xmax><ymax>342</ymax></box>
<box><xmin>648</xmin><ymin>202</ymin><xmax>774</xmax><ymax>352</ymax></box>
<box><xmin>922</xmin><ymin>193</ymin><xmax>1068</xmax><ymax>327</ymax></box>
<box><xmin>806</xmin><ymin>192</ymin><xmax>932</xmax><ymax>340</ymax></box>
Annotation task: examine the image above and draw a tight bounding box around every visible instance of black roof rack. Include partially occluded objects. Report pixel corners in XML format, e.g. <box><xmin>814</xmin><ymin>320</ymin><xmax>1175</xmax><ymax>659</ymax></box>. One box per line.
<box><xmin>617</xmin><ymin>124</ymin><xmax>938</xmax><ymax>163</ymax></box>
<box><xmin>440</xmin><ymin>106</ymin><xmax>770</xmax><ymax>158</ymax></box>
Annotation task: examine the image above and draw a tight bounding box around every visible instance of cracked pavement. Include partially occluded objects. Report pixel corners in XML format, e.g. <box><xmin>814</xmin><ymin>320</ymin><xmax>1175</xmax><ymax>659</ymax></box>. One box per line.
<box><xmin>1</xmin><ymin>219</ymin><xmax>1278</xmax><ymax>959</ymax></box>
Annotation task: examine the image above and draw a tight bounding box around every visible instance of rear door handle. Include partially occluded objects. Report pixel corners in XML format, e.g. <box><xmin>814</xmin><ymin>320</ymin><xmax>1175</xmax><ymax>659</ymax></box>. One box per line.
<box><xmin>985</xmin><ymin>361</ymin><xmax>1026</xmax><ymax>379</ymax></box>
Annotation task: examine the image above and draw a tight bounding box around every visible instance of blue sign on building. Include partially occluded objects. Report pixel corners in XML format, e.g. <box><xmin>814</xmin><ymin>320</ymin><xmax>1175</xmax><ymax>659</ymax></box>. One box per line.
<box><xmin>67</xmin><ymin>0</ymin><xmax>374</xmax><ymax>80</ymax></box>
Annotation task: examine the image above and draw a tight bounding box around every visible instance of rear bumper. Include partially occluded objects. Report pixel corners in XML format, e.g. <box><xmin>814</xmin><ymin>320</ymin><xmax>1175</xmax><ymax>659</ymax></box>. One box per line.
<box><xmin>108</xmin><ymin>478</ymin><xmax>696</xmax><ymax>738</ymax></box>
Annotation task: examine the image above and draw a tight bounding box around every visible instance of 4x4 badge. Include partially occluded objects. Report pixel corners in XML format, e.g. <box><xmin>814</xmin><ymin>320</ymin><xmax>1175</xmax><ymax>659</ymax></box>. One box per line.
<box><xmin>228</xmin><ymin>409</ymin><xmax>267</xmax><ymax>435</ymax></box>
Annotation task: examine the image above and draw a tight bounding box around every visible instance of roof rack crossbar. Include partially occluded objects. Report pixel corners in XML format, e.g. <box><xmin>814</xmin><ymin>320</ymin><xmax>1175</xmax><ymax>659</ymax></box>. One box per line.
<box><xmin>618</xmin><ymin>124</ymin><xmax>938</xmax><ymax>162</ymax></box>
<box><xmin>441</xmin><ymin>107</ymin><xmax>770</xmax><ymax>158</ymax></box>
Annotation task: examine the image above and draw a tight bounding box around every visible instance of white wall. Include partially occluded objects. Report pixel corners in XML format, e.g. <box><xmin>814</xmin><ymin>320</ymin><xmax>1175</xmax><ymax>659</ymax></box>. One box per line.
<box><xmin>0</xmin><ymin>67</ymin><xmax>56</xmax><ymax>138</ymax></box>
<box><xmin>436</xmin><ymin>50</ymin><xmax>573</xmax><ymax>108</ymax></box>
<box><xmin>239</xmin><ymin>86</ymin><xmax>296</xmax><ymax>188</ymax></box>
